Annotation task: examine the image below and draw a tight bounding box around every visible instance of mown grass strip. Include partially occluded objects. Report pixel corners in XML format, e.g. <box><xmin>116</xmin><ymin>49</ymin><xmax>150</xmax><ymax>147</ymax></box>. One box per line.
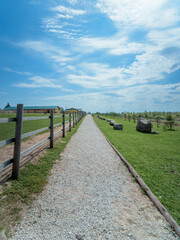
<box><xmin>0</xmin><ymin>113</ymin><xmax>68</xmax><ymax>141</ymax></box>
<box><xmin>0</xmin><ymin>118</ymin><xmax>83</xmax><ymax>238</ymax></box>
<box><xmin>94</xmin><ymin>115</ymin><xmax>180</xmax><ymax>225</ymax></box>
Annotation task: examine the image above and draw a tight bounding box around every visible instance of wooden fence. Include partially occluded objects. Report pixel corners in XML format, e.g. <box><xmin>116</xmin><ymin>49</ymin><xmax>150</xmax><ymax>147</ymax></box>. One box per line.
<box><xmin>0</xmin><ymin>104</ymin><xmax>86</xmax><ymax>180</ymax></box>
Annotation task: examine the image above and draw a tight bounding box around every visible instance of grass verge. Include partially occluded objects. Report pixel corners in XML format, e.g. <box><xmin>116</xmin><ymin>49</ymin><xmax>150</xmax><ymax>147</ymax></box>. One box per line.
<box><xmin>0</xmin><ymin>113</ymin><xmax>69</xmax><ymax>141</ymax></box>
<box><xmin>0</xmin><ymin>118</ymin><xmax>83</xmax><ymax>238</ymax></box>
<box><xmin>94</xmin><ymin>115</ymin><xmax>180</xmax><ymax>225</ymax></box>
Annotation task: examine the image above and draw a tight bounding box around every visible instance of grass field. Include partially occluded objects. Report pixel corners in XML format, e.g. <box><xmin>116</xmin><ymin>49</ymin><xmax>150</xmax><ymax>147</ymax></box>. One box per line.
<box><xmin>94</xmin><ymin>115</ymin><xmax>180</xmax><ymax>225</ymax></box>
<box><xmin>0</xmin><ymin>113</ymin><xmax>68</xmax><ymax>141</ymax></box>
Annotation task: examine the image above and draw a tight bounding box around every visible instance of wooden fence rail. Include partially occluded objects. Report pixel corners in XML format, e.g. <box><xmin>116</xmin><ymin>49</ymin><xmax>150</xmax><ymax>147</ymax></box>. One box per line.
<box><xmin>0</xmin><ymin>104</ymin><xmax>86</xmax><ymax>180</ymax></box>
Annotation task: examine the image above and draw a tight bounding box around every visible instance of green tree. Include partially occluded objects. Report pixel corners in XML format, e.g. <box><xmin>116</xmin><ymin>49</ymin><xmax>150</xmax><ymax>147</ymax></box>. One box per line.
<box><xmin>127</xmin><ymin>113</ymin><xmax>131</xmax><ymax>121</ymax></box>
<box><xmin>132</xmin><ymin>113</ymin><xmax>136</xmax><ymax>123</ymax></box>
<box><xmin>155</xmin><ymin>115</ymin><xmax>160</xmax><ymax>128</ymax></box>
<box><xmin>144</xmin><ymin>111</ymin><xmax>148</xmax><ymax>119</ymax></box>
<box><xmin>164</xmin><ymin>114</ymin><xmax>175</xmax><ymax>130</ymax></box>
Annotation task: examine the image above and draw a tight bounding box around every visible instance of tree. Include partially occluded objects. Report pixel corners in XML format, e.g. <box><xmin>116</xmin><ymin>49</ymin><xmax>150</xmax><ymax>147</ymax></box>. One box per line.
<box><xmin>128</xmin><ymin>113</ymin><xmax>131</xmax><ymax>121</ymax></box>
<box><xmin>132</xmin><ymin>113</ymin><xmax>136</xmax><ymax>123</ymax></box>
<box><xmin>155</xmin><ymin>115</ymin><xmax>160</xmax><ymax>128</ymax></box>
<box><xmin>164</xmin><ymin>114</ymin><xmax>175</xmax><ymax>130</ymax></box>
<box><xmin>144</xmin><ymin>111</ymin><xmax>148</xmax><ymax>119</ymax></box>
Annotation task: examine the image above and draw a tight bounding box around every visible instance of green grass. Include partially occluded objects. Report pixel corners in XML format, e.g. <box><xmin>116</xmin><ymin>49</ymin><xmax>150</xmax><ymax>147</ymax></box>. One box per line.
<box><xmin>0</xmin><ymin>113</ymin><xmax>68</xmax><ymax>141</ymax></box>
<box><xmin>0</xmin><ymin>118</ymin><xmax>83</xmax><ymax>237</ymax></box>
<box><xmin>94</xmin><ymin>115</ymin><xmax>180</xmax><ymax>225</ymax></box>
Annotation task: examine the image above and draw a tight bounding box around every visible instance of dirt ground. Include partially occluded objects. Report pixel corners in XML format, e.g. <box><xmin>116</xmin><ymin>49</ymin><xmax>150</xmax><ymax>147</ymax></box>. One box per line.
<box><xmin>0</xmin><ymin>122</ymin><xmax>71</xmax><ymax>182</ymax></box>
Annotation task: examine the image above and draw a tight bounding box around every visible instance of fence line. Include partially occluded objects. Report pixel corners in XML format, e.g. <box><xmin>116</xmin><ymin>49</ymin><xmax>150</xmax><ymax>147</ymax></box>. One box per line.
<box><xmin>0</xmin><ymin>104</ymin><xmax>86</xmax><ymax>180</ymax></box>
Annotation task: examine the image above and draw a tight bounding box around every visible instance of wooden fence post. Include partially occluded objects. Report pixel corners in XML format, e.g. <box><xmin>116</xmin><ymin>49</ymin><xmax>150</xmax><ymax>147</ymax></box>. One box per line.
<box><xmin>75</xmin><ymin>113</ymin><xmax>77</xmax><ymax>125</ymax></box>
<box><xmin>69</xmin><ymin>113</ymin><xmax>71</xmax><ymax>132</ymax></box>
<box><xmin>50</xmin><ymin>110</ymin><xmax>54</xmax><ymax>148</ymax></box>
<box><xmin>73</xmin><ymin>113</ymin><xmax>75</xmax><ymax>127</ymax></box>
<box><xmin>63</xmin><ymin>111</ymin><xmax>65</xmax><ymax>137</ymax></box>
<box><xmin>12</xmin><ymin>104</ymin><xmax>23</xmax><ymax>179</ymax></box>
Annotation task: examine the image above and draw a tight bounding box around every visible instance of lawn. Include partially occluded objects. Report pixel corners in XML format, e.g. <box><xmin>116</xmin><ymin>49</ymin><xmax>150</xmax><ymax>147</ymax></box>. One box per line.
<box><xmin>94</xmin><ymin>115</ymin><xmax>180</xmax><ymax>225</ymax></box>
<box><xmin>0</xmin><ymin>113</ymin><xmax>68</xmax><ymax>141</ymax></box>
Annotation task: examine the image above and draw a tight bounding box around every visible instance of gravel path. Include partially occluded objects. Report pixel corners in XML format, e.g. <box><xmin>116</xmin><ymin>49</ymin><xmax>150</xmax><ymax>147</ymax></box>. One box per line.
<box><xmin>10</xmin><ymin>115</ymin><xmax>178</xmax><ymax>240</ymax></box>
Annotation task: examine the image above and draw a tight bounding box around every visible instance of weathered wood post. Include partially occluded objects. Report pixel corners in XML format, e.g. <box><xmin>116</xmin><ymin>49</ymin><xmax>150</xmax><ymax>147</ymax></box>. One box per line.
<box><xmin>75</xmin><ymin>113</ymin><xmax>77</xmax><ymax>125</ymax></box>
<box><xmin>50</xmin><ymin>110</ymin><xmax>54</xmax><ymax>148</ymax></box>
<box><xmin>69</xmin><ymin>113</ymin><xmax>71</xmax><ymax>132</ymax></box>
<box><xmin>12</xmin><ymin>104</ymin><xmax>23</xmax><ymax>179</ymax></box>
<box><xmin>63</xmin><ymin>111</ymin><xmax>65</xmax><ymax>137</ymax></box>
<box><xmin>73</xmin><ymin>113</ymin><xmax>75</xmax><ymax>127</ymax></box>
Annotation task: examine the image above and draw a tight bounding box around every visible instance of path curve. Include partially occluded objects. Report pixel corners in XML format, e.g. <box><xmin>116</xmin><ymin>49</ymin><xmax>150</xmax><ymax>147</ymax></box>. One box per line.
<box><xmin>10</xmin><ymin>115</ymin><xmax>178</xmax><ymax>240</ymax></box>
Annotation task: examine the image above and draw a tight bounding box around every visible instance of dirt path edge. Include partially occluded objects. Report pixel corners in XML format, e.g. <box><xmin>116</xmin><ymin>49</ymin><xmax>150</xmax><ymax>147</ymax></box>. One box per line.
<box><xmin>93</xmin><ymin>117</ymin><xmax>180</xmax><ymax>237</ymax></box>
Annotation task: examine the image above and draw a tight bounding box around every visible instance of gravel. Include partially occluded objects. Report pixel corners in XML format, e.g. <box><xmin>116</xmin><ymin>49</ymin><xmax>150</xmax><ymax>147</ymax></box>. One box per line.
<box><xmin>10</xmin><ymin>115</ymin><xmax>179</xmax><ymax>240</ymax></box>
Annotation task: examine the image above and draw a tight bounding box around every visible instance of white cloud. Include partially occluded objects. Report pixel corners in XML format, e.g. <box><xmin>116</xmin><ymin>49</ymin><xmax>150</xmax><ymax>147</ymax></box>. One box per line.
<box><xmin>42</xmin><ymin>83</ymin><xmax>180</xmax><ymax>112</ymax></box>
<box><xmin>14</xmin><ymin>76</ymin><xmax>63</xmax><ymax>89</ymax></box>
<box><xmin>42</xmin><ymin>4</ymin><xmax>86</xmax><ymax>39</ymax></box>
<box><xmin>3</xmin><ymin>67</ymin><xmax>31</xmax><ymax>76</ymax></box>
<box><xmin>96</xmin><ymin>0</ymin><xmax>180</xmax><ymax>29</ymax></box>
<box><xmin>52</xmin><ymin>6</ymin><xmax>86</xmax><ymax>16</ymax></box>
<box><xmin>56</xmin><ymin>14</ymin><xmax>73</xmax><ymax>19</ymax></box>
<box><xmin>18</xmin><ymin>40</ymin><xmax>73</xmax><ymax>66</ymax></box>
<box><xmin>67</xmin><ymin>0</ymin><xmax>78</xmax><ymax>5</ymax></box>
<box><xmin>75</xmin><ymin>35</ymin><xmax>145</xmax><ymax>56</ymax></box>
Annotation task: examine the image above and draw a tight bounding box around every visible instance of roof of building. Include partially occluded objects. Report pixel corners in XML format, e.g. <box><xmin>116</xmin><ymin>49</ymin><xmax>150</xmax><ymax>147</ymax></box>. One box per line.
<box><xmin>4</xmin><ymin>106</ymin><xmax>60</xmax><ymax>110</ymax></box>
<box><xmin>66</xmin><ymin>108</ymin><xmax>78</xmax><ymax>110</ymax></box>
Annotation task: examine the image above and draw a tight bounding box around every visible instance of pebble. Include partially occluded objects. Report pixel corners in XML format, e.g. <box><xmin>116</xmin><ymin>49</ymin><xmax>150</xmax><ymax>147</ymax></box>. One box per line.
<box><xmin>9</xmin><ymin>115</ymin><xmax>179</xmax><ymax>240</ymax></box>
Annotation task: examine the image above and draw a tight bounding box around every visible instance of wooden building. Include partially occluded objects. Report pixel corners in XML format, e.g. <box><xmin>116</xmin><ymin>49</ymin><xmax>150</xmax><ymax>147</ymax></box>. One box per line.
<box><xmin>65</xmin><ymin>108</ymin><xmax>79</xmax><ymax>114</ymax></box>
<box><xmin>4</xmin><ymin>105</ymin><xmax>60</xmax><ymax>114</ymax></box>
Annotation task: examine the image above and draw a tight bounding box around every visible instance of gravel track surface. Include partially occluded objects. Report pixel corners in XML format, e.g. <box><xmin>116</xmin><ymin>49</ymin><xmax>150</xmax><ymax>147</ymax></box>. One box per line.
<box><xmin>10</xmin><ymin>115</ymin><xmax>178</xmax><ymax>240</ymax></box>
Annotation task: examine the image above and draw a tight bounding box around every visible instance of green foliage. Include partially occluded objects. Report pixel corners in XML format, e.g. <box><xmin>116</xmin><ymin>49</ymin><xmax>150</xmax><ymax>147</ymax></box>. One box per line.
<box><xmin>94</xmin><ymin>115</ymin><xmax>180</xmax><ymax>224</ymax></box>
<box><xmin>165</xmin><ymin>114</ymin><xmax>175</xmax><ymax>131</ymax></box>
<box><xmin>155</xmin><ymin>115</ymin><xmax>160</xmax><ymax>127</ymax></box>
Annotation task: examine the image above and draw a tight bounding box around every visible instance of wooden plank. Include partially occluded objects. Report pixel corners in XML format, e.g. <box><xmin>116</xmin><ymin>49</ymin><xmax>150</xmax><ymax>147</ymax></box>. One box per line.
<box><xmin>0</xmin><ymin>118</ymin><xmax>16</xmax><ymax>123</ymax></box>
<box><xmin>0</xmin><ymin>158</ymin><xmax>13</xmax><ymax>171</ymax></box>
<box><xmin>69</xmin><ymin>114</ymin><xmax>71</xmax><ymax>132</ymax></box>
<box><xmin>54</xmin><ymin>122</ymin><xmax>62</xmax><ymax>128</ymax></box>
<box><xmin>73</xmin><ymin>113</ymin><xmax>75</xmax><ymax>127</ymax></box>
<box><xmin>50</xmin><ymin>110</ymin><xmax>54</xmax><ymax>148</ymax></box>
<box><xmin>54</xmin><ymin>115</ymin><xmax>62</xmax><ymax>119</ymax></box>
<box><xmin>21</xmin><ymin>127</ymin><xmax>49</xmax><ymax>139</ymax></box>
<box><xmin>54</xmin><ymin>129</ymin><xmax>63</xmax><ymax>136</ymax></box>
<box><xmin>0</xmin><ymin>138</ymin><xmax>15</xmax><ymax>147</ymax></box>
<box><xmin>21</xmin><ymin>137</ymin><xmax>50</xmax><ymax>157</ymax></box>
<box><xmin>23</xmin><ymin>116</ymin><xmax>49</xmax><ymax>121</ymax></box>
<box><xmin>63</xmin><ymin>111</ymin><xmax>65</xmax><ymax>137</ymax></box>
<box><xmin>12</xmin><ymin>104</ymin><xmax>23</xmax><ymax>179</ymax></box>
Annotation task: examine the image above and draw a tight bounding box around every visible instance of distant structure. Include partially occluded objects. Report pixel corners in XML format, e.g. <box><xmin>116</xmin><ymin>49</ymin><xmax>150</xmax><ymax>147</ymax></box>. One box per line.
<box><xmin>4</xmin><ymin>105</ymin><xmax>60</xmax><ymax>114</ymax></box>
<box><xmin>65</xmin><ymin>108</ymin><xmax>81</xmax><ymax>114</ymax></box>
<box><xmin>5</xmin><ymin>102</ymin><xmax>11</xmax><ymax>108</ymax></box>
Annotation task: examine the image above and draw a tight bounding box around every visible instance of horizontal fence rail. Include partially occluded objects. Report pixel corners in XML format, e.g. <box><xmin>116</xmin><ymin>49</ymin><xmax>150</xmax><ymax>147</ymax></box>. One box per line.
<box><xmin>0</xmin><ymin>105</ymin><xmax>86</xmax><ymax>181</ymax></box>
<box><xmin>0</xmin><ymin>118</ymin><xmax>16</xmax><ymax>123</ymax></box>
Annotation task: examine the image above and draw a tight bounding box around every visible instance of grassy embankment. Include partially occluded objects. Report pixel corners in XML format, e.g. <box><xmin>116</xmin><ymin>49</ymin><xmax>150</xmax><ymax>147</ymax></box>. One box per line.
<box><xmin>0</xmin><ymin>113</ymin><xmax>68</xmax><ymax>141</ymax></box>
<box><xmin>94</xmin><ymin>115</ymin><xmax>180</xmax><ymax>225</ymax></box>
<box><xmin>0</xmin><ymin>117</ymin><xmax>83</xmax><ymax>237</ymax></box>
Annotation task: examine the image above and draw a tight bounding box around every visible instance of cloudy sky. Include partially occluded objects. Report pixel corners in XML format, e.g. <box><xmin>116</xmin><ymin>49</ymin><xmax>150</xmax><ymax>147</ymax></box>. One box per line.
<box><xmin>0</xmin><ymin>0</ymin><xmax>180</xmax><ymax>112</ymax></box>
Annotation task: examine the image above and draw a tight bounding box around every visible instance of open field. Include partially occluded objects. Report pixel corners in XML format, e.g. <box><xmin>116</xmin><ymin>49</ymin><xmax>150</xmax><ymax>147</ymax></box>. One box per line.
<box><xmin>94</xmin><ymin>115</ymin><xmax>180</xmax><ymax>225</ymax></box>
<box><xmin>0</xmin><ymin>113</ymin><xmax>68</xmax><ymax>141</ymax></box>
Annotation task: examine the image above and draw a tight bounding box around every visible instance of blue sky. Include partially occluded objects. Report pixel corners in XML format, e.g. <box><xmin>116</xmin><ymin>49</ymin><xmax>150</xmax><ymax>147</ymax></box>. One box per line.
<box><xmin>0</xmin><ymin>0</ymin><xmax>180</xmax><ymax>112</ymax></box>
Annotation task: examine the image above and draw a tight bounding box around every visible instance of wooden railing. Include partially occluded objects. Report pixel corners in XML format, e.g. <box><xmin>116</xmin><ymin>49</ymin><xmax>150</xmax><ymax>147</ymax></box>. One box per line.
<box><xmin>0</xmin><ymin>104</ymin><xmax>86</xmax><ymax>180</ymax></box>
